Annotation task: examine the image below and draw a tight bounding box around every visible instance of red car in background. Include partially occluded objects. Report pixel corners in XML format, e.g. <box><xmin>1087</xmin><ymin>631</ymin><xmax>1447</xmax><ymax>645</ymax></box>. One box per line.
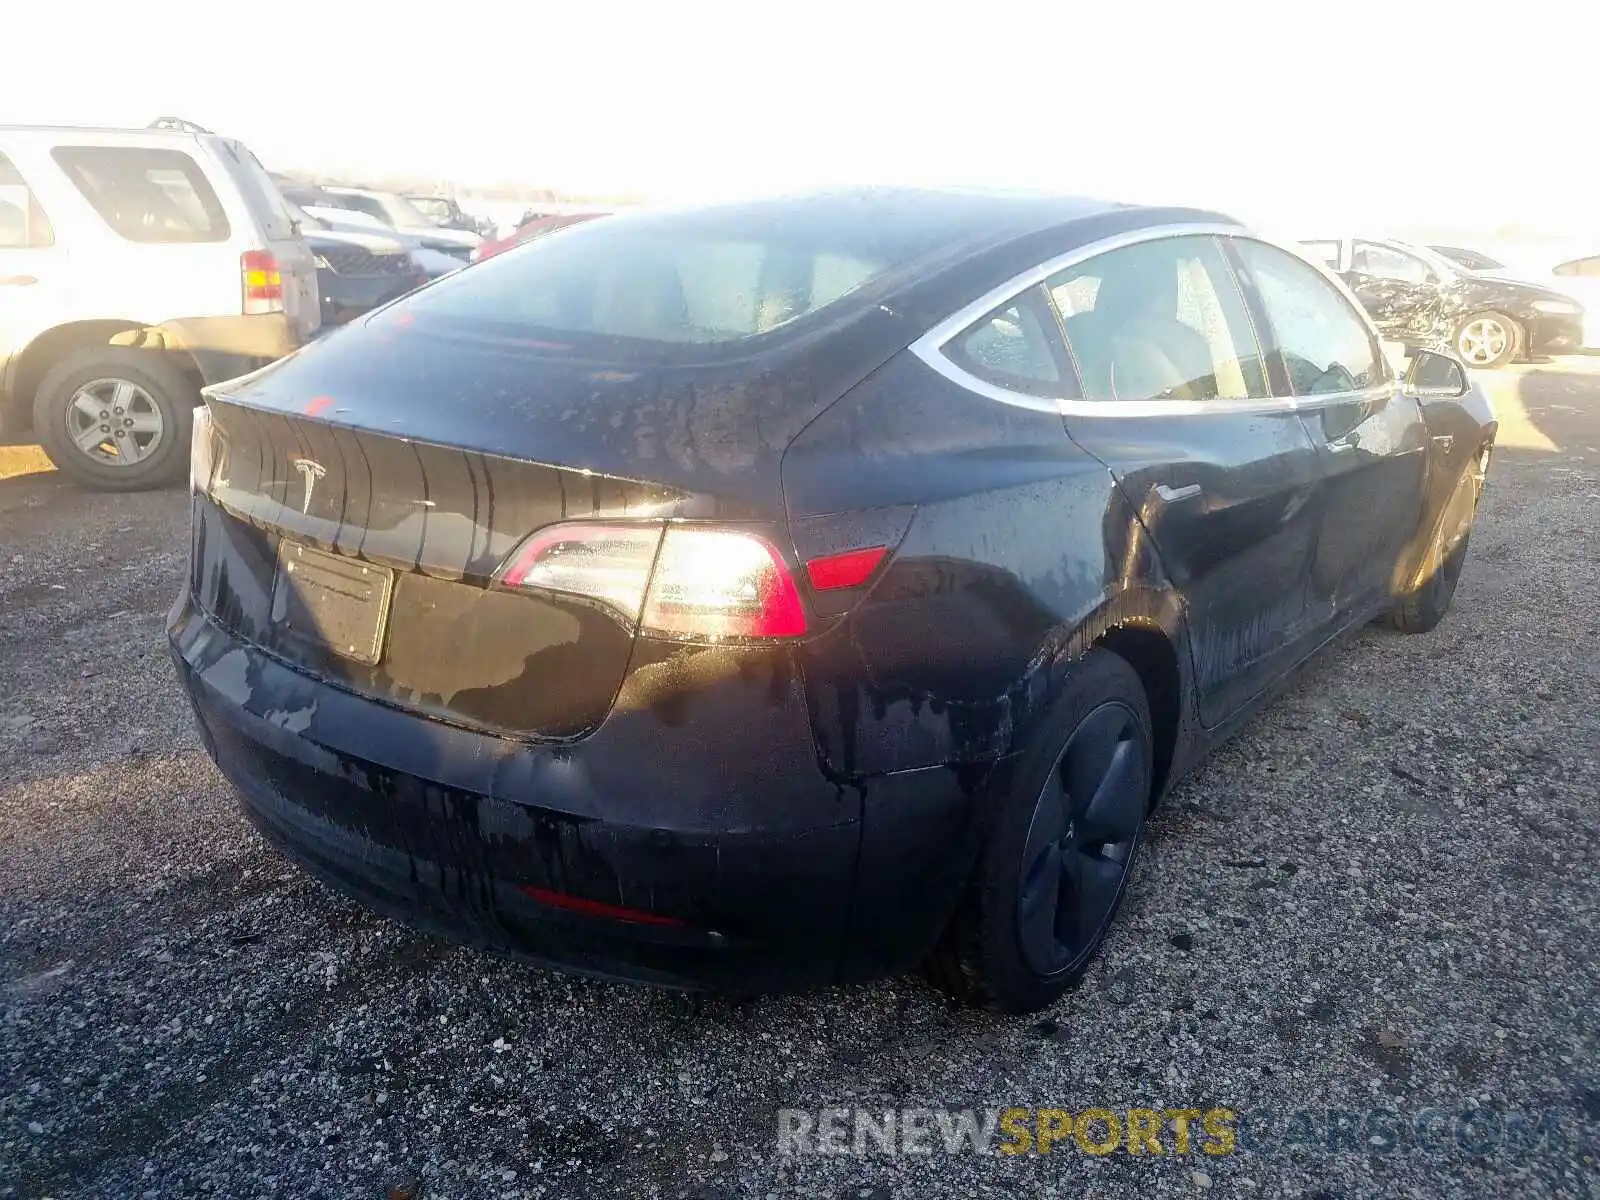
<box><xmin>471</xmin><ymin>211</ymin><xmax>609</xmax><ymax>263</ymax></box>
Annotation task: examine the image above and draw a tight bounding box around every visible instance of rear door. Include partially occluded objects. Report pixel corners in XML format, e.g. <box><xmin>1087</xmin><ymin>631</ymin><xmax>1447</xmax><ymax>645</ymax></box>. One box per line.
<box><xmin>1229</xmin><ymin>237</ymin><xmax>1428</xmax><ymax>623</ymax></box>
<box><xmin>1045</xmin><ymin>232</ymin><xmax>1327</xmax><ymax>727</ymax></box>
<box><xmin>0</xmin><ymin>148</ymin><xmax>66</xmax><ymax>403</ymax></box>
<box><xmin>208</xmin><ymin>137</ymin><xmax>321</xmax><ymax>340</ymax></box>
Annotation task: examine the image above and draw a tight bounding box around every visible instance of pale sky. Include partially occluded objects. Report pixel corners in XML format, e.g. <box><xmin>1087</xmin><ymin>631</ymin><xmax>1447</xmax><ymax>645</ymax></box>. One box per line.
<box><xmin>5</xmin><ymin>0</ymin><xmax>1595</xmax><ymax>234</ymax></box>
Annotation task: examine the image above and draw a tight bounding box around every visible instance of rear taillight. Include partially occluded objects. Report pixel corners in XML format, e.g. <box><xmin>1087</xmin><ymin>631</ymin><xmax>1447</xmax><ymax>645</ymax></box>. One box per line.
<box><xmin>642</xmin><ymin>527</ymin><xmax>807</xmax><ymax>639</ymax></box>
<box><xmin>497</xmin><ymin>523</ymin><xmax>809</xmax><ymax>641</ymax></box>
<box><xmin>241</xmin><ymin>249</ymin><xmax>283</xmax><ymax>314</ymax></box>
<box><xmin>500</xmin><ymin>523</ymin><xmax>662</xmax><ymax>620</ymax></box>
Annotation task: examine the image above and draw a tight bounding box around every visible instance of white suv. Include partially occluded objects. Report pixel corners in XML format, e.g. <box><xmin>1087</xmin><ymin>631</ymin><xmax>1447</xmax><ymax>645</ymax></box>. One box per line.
<box><xmin>0</xmin><ymin>125</ymin><xmax>320</xmax><ymax>489</ymax></box>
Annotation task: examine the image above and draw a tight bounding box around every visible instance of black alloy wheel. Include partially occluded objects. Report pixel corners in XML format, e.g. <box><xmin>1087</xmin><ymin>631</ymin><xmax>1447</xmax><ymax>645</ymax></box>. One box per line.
<box><xmin>1016</xmin><ymin>699</ymin><xmax>1148</xmax><ymax>976</ymax></box>
<box><xmin>927</xmin><ymin>649</ymin><xmax>1153</xmax><ymax>1013</ymax></box>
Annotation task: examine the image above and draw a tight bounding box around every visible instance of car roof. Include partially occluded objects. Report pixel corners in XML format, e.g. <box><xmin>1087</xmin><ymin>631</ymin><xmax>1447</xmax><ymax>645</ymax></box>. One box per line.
<box><xmin>653</xmin><ymin>186</ymin><xmax>1138</xmax><ymax>235</ymax></box>
<box><xmin>410</xmin><ymin>186</ymin><xmax>1246</xmax><ymax>380</ymax></box>
<box><xmin>567</xmin><ymin>187</ymin><xmax>1234</xmax><ymax>268</ymax></box>
<box><xmin>0</xmin><ymin>124</ymin><xmax>210</xmax><ymax>148</ymax></box>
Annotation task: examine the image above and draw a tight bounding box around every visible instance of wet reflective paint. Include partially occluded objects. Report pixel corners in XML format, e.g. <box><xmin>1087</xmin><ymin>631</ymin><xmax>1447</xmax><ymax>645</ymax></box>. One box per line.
<box><xmin>173</xmin><ymin>190</ymin><xmax>1498</xmax><ymax>992</ymax></box>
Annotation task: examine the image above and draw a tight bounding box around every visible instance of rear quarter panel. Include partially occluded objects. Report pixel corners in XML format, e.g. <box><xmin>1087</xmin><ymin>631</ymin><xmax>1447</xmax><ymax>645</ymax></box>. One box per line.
<box><xmin>1394</xmin><ymin>382</ymin><xmax>1497</xmax><ymax>594</ymax></box>
<box><xmin>783</xmin><ymin>350</ymin><xmax>1190</xmax><ymax>976</ymax></box>
<box><xmin>784</xmin><ymin>351</ymin><xmax>1185</xmax><ymax>779</ymax></box>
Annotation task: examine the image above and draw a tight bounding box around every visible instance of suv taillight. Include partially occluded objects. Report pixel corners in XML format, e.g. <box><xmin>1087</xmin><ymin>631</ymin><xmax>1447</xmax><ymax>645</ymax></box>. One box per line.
<box><xmin>497</xmin><ymin>523</ymin><xmax>811</xmax><ymax>641</ymax></box>
<box><xmin>241</xmin><ymin>250</ymin><xmax>284</xmax><ymax>314</ymax></box>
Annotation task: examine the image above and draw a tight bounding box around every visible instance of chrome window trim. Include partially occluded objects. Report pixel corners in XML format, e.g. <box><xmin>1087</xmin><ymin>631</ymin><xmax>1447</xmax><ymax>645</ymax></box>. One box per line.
<box><xmin>908</xmin><ymin>223</ymin><xmax>1395</xmax><ymax>418</ymax></box>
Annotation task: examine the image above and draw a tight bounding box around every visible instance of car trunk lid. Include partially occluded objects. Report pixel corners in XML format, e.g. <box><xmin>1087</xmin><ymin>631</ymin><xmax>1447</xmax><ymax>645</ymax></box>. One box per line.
<box><xmin>191</xmin><ymin>322</ymin><xmax>827</xmax><ymax>740</ymax></box>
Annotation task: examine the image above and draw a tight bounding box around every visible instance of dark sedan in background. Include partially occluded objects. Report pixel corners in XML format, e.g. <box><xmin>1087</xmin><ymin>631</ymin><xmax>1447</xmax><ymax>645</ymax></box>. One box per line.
<box><xmin>172</xmin><ymin>192</ymin><xmax>1495</xmax><ymax>1013</ymax></box>
<box><xmin>1300</xmin><ymin>235</ymin><xmax>1584</xmax><ymax>367</ymax></box>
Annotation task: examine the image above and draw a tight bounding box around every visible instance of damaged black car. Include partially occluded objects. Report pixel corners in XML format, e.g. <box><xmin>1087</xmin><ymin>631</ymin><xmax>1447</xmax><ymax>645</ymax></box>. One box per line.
<box><xmin>170</xmin><ymin>190</ymin><xmax>1496</xmax><ymax>1013</ymax></box>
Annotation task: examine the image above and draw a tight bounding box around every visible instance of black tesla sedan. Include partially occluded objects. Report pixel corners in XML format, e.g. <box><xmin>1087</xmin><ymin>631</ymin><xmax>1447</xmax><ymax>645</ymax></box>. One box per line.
<box><xmin>170</xmin><ymin>191</ymin><xmax>1496</xmax><ymax>1013</ymax></box>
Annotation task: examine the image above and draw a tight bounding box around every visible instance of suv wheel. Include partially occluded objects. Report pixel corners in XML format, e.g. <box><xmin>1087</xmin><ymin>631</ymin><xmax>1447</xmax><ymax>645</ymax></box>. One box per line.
<box><xmin>33</xmin><ymin>347</ymin><xmax>196</xmax><ymax>490</ymax></box>
<box><xmin>925</xmin><ymin>649</ymin><xmax>1153</xmax><ymax>1013</ymax></box>
<box><xmin>1454</xmin><ymin>312</ymin><xmax>1521</xmax><ymax>369</ymax></box>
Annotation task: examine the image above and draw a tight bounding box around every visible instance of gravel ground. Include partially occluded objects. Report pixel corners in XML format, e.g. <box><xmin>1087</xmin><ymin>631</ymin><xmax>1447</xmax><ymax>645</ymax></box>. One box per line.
<box><xmin>1</xmin><ymin>364</ymin><xmax>1597</xmax><ymax>1199</ymax></box>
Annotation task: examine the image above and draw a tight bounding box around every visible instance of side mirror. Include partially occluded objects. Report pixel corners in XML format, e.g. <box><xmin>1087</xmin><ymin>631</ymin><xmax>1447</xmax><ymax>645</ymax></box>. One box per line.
<box><xmin>1403</xmin><ymin>349</ymin><xmax>1469</xmax><ymax>398</ymax></box>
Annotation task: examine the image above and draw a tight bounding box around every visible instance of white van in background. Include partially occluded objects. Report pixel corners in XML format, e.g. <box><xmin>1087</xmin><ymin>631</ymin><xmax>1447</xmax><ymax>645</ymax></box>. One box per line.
<box><xmin>0</xmin><ymin>125</ymin><xmax>320</xmax><ymax>489</ymax></box>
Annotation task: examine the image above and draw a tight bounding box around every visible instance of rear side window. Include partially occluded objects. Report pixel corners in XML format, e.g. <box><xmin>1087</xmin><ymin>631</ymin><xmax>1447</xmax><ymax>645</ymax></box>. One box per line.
<box><xmin>0</xmin><ymin>152</ymin><xmax>53</xmax><ymax>248</ymax></box>
<box><xmin>52</xmin><ymin>146</ymin><xmax>229</xmax><ymax>243</ymax></box>
<box><xmin>944</xmin><ymin>288</ymin><xmax>1064</xmax><ymax>395</ymax></box>
<box><xmin>393</xmin><ymin>212</ymin><xmax>904</xmax><ymax>351</ymax></box>
<box><xmin>211</xmin><ymin>140</ymin><xmax>295</xmax><ymax>240</ymax></box>
<box><xmin>1234</xmin><ymin>239</ymin><xmax>1384</xmax><ymax>394</ymax></box>
<box><xmin>1050</xmin><ymin>234</ymin><xmax>1269</xmax><ymax>403</ymax></box>
<box><xmin>1554</xmin><ymin>256</ymin><xmax>1600</xmax><ymax>278</ymax></box>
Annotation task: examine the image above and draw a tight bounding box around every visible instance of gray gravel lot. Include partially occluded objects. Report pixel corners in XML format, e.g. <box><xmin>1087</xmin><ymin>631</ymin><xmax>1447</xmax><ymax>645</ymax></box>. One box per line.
<box><xmin>1</xmin><ymin>365</ymin><xmax>1597</xmax><ymax>1199</ymax></box>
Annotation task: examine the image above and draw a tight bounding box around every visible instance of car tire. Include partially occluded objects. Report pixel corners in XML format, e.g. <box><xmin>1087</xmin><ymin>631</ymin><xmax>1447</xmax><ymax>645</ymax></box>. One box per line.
<box><xmin>33</xmin><ymin>347</ymin><xmax>196</xmax><ymax>491</ymax></box>
<box><xmin>1453</xmin><ymin>311</ymin><xmax>1521</xmax><ymax>369</ymax></box>
<box><xmin>1385</xmin><ymin>530</ymin><xmax>1470</xmax><ymax>635</ymax></box>
<box><xmin>925</xmin><ymin>649</ymin><xmax>1153</xmax><ymax>1013</ymax></box>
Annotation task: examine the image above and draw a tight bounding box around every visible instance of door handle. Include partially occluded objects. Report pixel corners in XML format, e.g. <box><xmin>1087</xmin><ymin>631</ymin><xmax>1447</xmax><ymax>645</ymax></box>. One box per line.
<box><xmin>1328</xmin><ymin>433</ymin><xmax>1359</xmax><ymax>453</ymax></box>
<box><xmin>1154</xmin><ymin>483</ymin><xmax>1202</xmax><ymax>504</ymax></box>
<box><xmin>0</xmin><ymin>275</ymin><xmax>38</xmax><ymax>286</ymax></box>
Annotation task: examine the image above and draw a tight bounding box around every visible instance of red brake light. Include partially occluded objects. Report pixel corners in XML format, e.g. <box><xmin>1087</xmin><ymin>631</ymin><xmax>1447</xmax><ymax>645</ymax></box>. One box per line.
<box><xmin>241</xmin><ymin>249</ymin><xmax>283</xmax><ymax>314</ymax></box>
<box><xmin>497</xmin><ymin>523</ymin><xmax>808</xmax><ymax>641</ymax></box>
<box><xmin>806</xmin><ymin>545</ymin><xmax>887</xmax><ymax>591</ymax></box>
<box><xmin>642</xmin><ymin>527</ymin><xmax>807</xmax><ymax>639</ymax></box>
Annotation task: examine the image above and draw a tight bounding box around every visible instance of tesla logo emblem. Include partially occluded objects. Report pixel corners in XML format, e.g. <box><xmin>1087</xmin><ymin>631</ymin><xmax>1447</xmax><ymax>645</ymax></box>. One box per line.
<box><xmin>291</xmin><ymin>458</ymin><xmax>325</xmax><ymax>514</ymax></box>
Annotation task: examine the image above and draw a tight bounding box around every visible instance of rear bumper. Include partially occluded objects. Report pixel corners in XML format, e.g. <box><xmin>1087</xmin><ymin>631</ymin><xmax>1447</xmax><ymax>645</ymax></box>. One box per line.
<box><xmin>164</xmin><ymin>313</ymin><xmax>310</xmax><ymax>387</ymax></box>
<box><xmin>168</xmin><ymin>595</ymin><xmax>885</xmax><ymax>992</ymax></box>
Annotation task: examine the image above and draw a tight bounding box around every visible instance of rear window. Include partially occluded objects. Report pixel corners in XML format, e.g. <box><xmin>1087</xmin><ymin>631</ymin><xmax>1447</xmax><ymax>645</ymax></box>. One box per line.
<box><xmin>52</xmin><ymin>146</ymin><xmax>229</xmax><ymax>243</ymax></box>
<box><xmin>212</xmin><ymin>140</ymin><xmax>295</xmax><ymax>240</ymax></box>
<box><xmin>386</xmin><ymin>207</ymin><xmax>930</xmax><ymax>352</ymax></box>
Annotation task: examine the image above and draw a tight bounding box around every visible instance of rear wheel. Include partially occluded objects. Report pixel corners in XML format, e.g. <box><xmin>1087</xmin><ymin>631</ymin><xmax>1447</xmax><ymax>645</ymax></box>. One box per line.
<box><xmin>33</xmin><ymin>347</ymin><xmax>195</xmax><ymax>490</ymax></box>
<box><xmin>1454</xmin><ymin>312</ymin><xmax>1521</xmax><ymax>369</ymax></box>
<box><xmin>1385</xmin><ymin>530</ymin><xmax>1470</xmax><ymax>634</ymax></box>
<box><xmin>926</xmin><ymin>649</ymin><xmax>1153</xmax><ymax>1013</ymax></box>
